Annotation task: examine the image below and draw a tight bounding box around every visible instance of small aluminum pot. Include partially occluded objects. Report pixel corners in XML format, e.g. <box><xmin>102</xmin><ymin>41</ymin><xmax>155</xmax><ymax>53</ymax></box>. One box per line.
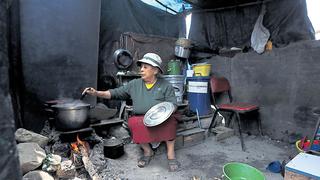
<box><xmin>103</xmin><ymin>138</ymin><xmax>124</xmax><ymax>159</ymax></box>
<box><xmin>175</xmin><ymin>45</ymin><xmax>190</xmax><ymax>59</ymax></box>
<box><xmin>52</xmin><ymin>102</ymin><xmax>90</xmax><ymax>131</ymax></box>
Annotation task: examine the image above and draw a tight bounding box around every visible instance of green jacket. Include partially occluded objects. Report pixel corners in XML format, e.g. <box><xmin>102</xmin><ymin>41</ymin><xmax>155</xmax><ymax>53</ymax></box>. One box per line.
<box><xmin>110</xmin><ymin>78</ymin><xmax>177</xmax><ymax>114</ymax></box>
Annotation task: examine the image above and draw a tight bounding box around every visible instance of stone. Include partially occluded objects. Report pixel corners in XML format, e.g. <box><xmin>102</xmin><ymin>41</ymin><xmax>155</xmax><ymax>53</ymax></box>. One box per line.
<box><xmin>17</xmin><ymin>143</ymin><xmax>46</xmax><ymax>174</ymax></box>
<box><xmin>56</xmin><ymin>160</ymin><xmax>76</xmax><ymax>179</ymax></box>
<box><xmin>42</xmin><ymin>154</ymin><xmax>61</xmax><ymax>172</ymax></box>
<box><xmin>15</xmin><ymin>128</ymin><xmax>49</xmax><ymax>148</ymax></box>
<box><xmin>23</xmin><ymin>170</ymin><xmax>54</xmax><ymax>180</ymax></box>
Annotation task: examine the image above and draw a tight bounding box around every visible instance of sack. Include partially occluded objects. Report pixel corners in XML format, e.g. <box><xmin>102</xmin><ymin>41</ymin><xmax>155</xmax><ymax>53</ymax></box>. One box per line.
<box><xmin>251</xmin><ymin>4</ymin><xmax>270</xmax><ymax>54</ymax></box>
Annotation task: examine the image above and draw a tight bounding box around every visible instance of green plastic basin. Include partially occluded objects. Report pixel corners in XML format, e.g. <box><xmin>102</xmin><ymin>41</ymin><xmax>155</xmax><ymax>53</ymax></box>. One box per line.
<box><xmin>223</xmin><ymin>162</ymin><xmax>265</xmax><ymax>180</ymax></box>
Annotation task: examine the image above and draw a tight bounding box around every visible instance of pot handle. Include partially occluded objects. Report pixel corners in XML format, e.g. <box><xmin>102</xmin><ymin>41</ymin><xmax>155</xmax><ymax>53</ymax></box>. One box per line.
<box><xmin>80</xmin><ymin>92</ymin><xmax>87</xmax><ymax>100</ymax></box>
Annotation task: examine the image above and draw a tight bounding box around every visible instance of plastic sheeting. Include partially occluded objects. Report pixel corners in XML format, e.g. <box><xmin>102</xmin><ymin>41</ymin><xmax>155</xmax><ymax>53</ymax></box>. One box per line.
<box><xmin>251</xmin><ymin>4</ymin><xmax>270</xmax><ymax>54</ymax></box>
<box><xmin>189</xmin><ymin>0</ymin><xmax>315</xmax><ymax>50</ymax></box>
<box><xmin>99</xmin><ymin>0</ymin><xmax>182</xmax><ymax>77</ymax></box>
<box><xmin>119</xmin><ymin>32</ymin><xmax>177</xmax><ymax>74</ymax></box>
<box><xmin>0</xmin><ymin>0</ymin><xmax>22</xmax><ymax>179</ymax></box>
<box><xmin>19</xmin><ymin>0</ymin><xmax>101</xmax><ymax>132</ymax></box>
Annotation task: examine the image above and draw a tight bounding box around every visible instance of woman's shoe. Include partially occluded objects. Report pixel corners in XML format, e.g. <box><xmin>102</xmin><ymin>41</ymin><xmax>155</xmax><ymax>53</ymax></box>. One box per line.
<box><xmin>168</xmin><ymin>159</ymin><xmax>180</xmax><ymax>172</ymax></box>
<box><xmin>137</xmin><ymin>153</ymin><xmax>154</xmax><ymax>168</ymax></box>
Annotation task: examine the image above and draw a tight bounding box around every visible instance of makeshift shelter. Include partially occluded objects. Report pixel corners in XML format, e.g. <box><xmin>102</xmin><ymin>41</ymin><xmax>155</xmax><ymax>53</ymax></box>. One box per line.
<box><xmin>0</xmin><ymin>0</ymin><xmax>319</xmax><ymax>179</ymax></box>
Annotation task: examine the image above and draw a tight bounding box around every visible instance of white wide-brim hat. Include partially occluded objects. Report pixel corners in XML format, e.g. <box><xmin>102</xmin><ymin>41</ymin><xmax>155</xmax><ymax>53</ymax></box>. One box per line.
<box><xmin>137</xmin><ymin>53</ymin><xmax>163</xmax><ymax>73</ymax></box>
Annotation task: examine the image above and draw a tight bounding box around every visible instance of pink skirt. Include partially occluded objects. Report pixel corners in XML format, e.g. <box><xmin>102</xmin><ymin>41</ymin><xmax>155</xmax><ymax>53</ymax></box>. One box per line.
<box><xmin>128</xmin><ymin>115</ymin><xmax>177</xmax><ymax>144</ymax></box>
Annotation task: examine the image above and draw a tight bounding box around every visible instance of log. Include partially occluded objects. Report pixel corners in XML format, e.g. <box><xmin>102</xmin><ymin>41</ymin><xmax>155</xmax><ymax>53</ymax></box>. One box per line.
<box><xmin>79</xmin><ymin>146</ymin><xmax>102</xmax><ymax>180</ymax></box>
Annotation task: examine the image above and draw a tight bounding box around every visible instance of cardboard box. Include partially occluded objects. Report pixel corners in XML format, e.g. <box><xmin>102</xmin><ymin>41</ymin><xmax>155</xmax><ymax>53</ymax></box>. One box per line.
<box><xmin>284</xmin><ymin>153</ymin><xmax>320</xmax><ymax>180</ymax></box>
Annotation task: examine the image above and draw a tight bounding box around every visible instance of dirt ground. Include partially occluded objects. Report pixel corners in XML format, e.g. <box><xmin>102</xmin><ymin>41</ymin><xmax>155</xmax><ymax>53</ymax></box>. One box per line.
<box><xmin>90</xmin><ymin>133</ymin><xmax>298</xmax><ymax>180</ymax></box>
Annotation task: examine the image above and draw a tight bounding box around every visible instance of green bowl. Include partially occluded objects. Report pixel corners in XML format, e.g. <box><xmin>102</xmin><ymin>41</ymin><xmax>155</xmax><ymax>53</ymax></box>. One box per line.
<box><xmin>223</xmin><ymin>162</ymin><xmax>265</xmax><ymax>180</ymax></box>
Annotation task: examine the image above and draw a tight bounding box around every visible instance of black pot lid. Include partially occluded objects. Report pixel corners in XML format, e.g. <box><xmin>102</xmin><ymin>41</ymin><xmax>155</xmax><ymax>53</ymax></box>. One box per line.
<box><xmin>104</xmin><ymin>137</ymin><xmax>123</xmax><ymax>147</ymax></box>
<box><xmin>143</xmin><ymin>102</ymin><xmax>175</xmax><ymax>127</ymax></box>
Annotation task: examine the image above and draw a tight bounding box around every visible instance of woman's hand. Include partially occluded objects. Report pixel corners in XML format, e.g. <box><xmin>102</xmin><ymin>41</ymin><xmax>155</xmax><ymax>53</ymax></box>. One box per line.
<box><xmin>82</xmin><ymin>87</ymin><xmax>97</xmax><ymax>96</ymax></box>
<box><xmin>82</xmin><ymin>87</ymin><xmax>112</xmax><ymax>99</ymax></box>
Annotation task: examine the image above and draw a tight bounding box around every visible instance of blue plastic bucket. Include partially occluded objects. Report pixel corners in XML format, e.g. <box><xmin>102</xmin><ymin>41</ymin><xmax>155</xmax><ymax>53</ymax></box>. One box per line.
<box><xmin>187</xmin><ymin>76</ymin><xmax>212</xmax><ymax>116</ymax></box>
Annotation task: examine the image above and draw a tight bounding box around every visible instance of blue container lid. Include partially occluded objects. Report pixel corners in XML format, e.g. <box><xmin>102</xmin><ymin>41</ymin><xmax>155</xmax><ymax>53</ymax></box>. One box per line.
<box><xmin>187</xmin><ymin>76</ymin><xmax>210</xmax><ymax>81</ymax></box>
<box><xmin>266</xmin><ymin>161</ymin><xmax>282</xmax><ymax>173</ymax></box>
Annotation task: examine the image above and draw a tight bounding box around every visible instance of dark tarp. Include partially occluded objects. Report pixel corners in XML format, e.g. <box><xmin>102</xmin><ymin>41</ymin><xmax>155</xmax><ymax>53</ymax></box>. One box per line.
<box><xmin>99</xmin><ymin>0</ymin><xmax>183</xmax><ymax>78</ymax></box>
<box><xmin>119</xmin><ymin>32</ymin><xmax>177</xmax><ymax>74</ymax></box>
<box><xmin>189</xmin><ymin>0</ymin><xmax>315</xmax><ymax>50</ymax></box>
<box><xmin>19</xmin><ymin>0</ymin><xmax>101</xmax><ymax>132</ymax></box>
<box><xmin>14</xmin><ymin>0</ymin><xmax>182</xmax><ymax>132</ymax></box>
<box><xmin>99</xmin><ymin>32</ymin><xmax>178</xmax><ymax>108</ymax></box>
<box><xmin>0</xmin><ymin>0</ymin><xmax>22</xmax><ymax>179</ymax></box>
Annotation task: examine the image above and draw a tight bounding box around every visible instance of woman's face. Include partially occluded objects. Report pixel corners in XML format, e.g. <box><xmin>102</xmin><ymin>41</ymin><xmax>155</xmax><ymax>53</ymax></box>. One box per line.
<box><xmin>140</xmin><ymin>63</ymin><xmax>158</xmax><ymax>81</ymax></box>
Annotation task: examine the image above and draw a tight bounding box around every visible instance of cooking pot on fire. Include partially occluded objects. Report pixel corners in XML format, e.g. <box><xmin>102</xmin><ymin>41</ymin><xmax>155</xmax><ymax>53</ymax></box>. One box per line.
<box><xmin>52</xmin><ymin>101</ymin><xmax>91</xmax><ymax>131</ymax></box>
<box><xmin>103</xmin><ymin>137</ymin><xmax>124</xmax><ymax>159</ymax></box>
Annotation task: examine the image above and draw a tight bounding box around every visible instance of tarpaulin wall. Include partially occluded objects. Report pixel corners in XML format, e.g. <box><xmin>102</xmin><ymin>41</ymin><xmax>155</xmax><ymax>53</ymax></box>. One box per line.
<box><xmin>120</xmin><ymin>32</ymin><xmax>177</xmax><ymax>73</ymax></box>
<box><xmin>99</xmin><ymin>0</ymin><xmax>182</xmax><ymax>77</ymax></box>
<box><xmin>189</xmin><ymin>0</ymin><xmax>315</xmax><ymax>50</ymax></box>
<box><xmin>19</xmin><ymin>0</ymin><xmax>101</xmax><ymax>132</ymax></box>
<box><xmin>0</xmin><ymin>0</ymin><xmax>22</xmax><ymax>179</ymax></box>
<box><xmin>208</xmin><ymin>40</ymin><xmax>320</xmax><ymax>141</ymax></box>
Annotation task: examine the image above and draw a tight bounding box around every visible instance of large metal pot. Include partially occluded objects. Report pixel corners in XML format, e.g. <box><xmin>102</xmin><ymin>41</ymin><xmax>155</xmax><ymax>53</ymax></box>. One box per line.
<box><xmin>52</xmin><ymin>101</ymin><xmax>90</xmax><ymax>131</ymax></box>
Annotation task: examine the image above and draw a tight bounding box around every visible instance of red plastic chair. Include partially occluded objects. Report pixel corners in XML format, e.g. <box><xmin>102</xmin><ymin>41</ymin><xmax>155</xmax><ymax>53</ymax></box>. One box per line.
<box><xmin>208</xmin><ymin>76</ymin><xmax>262</xmax><ymax>151</ymax></box>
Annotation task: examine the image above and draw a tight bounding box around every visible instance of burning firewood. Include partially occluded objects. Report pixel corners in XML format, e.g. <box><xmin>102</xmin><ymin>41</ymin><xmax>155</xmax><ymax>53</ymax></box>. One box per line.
<box><xmin>71</xmin><ymin>135</ymin><xmax>102</xmax><ymax>180</ymax></box>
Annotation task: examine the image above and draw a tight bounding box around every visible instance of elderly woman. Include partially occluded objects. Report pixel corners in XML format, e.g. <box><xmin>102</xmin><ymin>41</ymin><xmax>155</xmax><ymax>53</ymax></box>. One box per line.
<box><xmin>83</xmin><ymin>53</ymin><xmax>180</xmax><ymax>172</ymax></box>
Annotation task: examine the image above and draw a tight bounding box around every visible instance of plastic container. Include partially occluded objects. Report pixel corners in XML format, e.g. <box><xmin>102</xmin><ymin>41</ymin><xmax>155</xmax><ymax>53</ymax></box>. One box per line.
<box><xmin>223</xmin><ymin>162</ymin><xmax>265</xmax><ymax>180</ymax></box>
<box><xmin>167</xmin><ymin>59</ymin><xmax>181</xmax><ymax>75</ymax></box>
<box><xmin>163</xmin><ymin>75</ymin><xmax>185</xmax><ymax>104</ymax></box>
<box><xmin>295</xmin><ymin>139</ymin><xmax>320</xmax><ymax>152</ymax></box>
<box><xmin>192</xmin><ymin>63</ymin><xmax>211</xmax><ymax>76</ymax></box>
<box><xmin>187</xmin><ymin>76</ymin><xmax>211</xmax><ymax>116</ymax></box>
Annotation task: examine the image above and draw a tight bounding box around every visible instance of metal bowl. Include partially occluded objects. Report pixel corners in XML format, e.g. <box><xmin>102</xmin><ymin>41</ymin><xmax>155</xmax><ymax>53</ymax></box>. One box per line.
<box><xmin>143</xmin><ymin>102</ymin><xmax>175</xmax><ymax>127</ymax></box>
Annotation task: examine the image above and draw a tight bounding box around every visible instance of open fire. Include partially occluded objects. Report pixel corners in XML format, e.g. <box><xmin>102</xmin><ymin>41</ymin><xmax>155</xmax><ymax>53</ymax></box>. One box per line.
<box><xmin>70</xmin><ymin>135</ymin><xmax>89</xmax><ymax>155</ymax></box>
<box><xmin>70</xmin><ymin>135</ymin><xmax>102</xmax><ymax>180</ymax></box>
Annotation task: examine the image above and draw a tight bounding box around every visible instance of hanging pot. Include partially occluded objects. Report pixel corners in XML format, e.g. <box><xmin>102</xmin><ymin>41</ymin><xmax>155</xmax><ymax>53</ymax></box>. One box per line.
<box><xmin>103</xmin><ymin>138</ymin><xmax>124</xmax><ymax>159</ymax></box>
<box><xmin>175</xmin><ymin>45</ymin><xmax>191</xmax><ymax>59</ymax></box>
<box><xmin>113</xmin><ymin>49</ymin><xmax>133</xmax><ymax>70</ymax></box>
<box><xmin>175</xmin><ymin>38</ymin><xmax>192</xmax><ymax>59</ymax></box>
